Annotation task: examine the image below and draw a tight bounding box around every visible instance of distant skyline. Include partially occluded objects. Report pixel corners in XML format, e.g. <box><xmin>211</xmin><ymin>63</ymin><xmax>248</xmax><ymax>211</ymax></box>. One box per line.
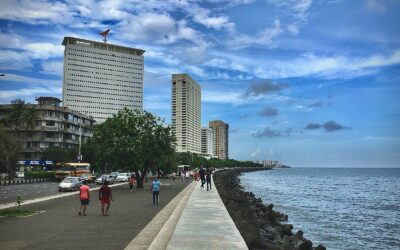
<box><xmin>0</xmin><ymin>0</ymin><xmax>399</xmax><ymax>167</ymax></box>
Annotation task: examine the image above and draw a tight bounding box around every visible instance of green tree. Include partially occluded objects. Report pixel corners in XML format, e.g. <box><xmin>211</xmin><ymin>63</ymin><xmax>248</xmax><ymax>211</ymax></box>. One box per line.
<box><xmin>89</xmin><ymin>108</ymin><xmax>175</xmax><ymax>188</ymax></box>
<box><xmin>0</xmin><ymin>125</ymin><xmax>21</xmax><ymax>180</ymax></box>
<box><xmin>41</xmin><ymin>147</ymin><xmax>78</xmax><ymax>164</ymax></box>
<box><xmin>2</xmin><ymin>99</ymin><xmax>39</xmax><ymax>135</ymax></box>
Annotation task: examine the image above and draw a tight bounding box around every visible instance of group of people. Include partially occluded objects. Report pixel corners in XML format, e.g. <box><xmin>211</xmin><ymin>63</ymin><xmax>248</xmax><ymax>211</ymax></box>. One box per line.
<box><xmin>78</xmin><ymin>180</ymin><xmax>113</xmax><ymax>216</ymax></box>
<box><xmin>198</xmin><ymin>166</ymin><xmax>213</xmax><ymax>191</ymax></box>
<box><xmin>78</xmin><ymin>175</ymin><xmax>162</xmax><ymax>216</ymax></box>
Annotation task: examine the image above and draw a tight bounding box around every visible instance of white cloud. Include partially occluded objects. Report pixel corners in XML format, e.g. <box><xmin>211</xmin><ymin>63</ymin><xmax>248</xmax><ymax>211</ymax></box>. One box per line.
<box><xmin>0</xmin><ymin>51</ymin><xmax>33</xmax><ymax>70</ymax></box>
<box><xmin>364</xmin><ymin>0</ymin><xmax>387</xmax><ymax>13</ymax></box>
<box><xmin>41</xmin><ymin>60</ymin><xmax>63</xmax><ymax>75</ymax></box>
<box><xmin>1</xmin><ymin>73</ymin><xmax>59</xmax><ymax>86</ymax></box>
<box><xmin>189</xmin><ymin>6</ymin><xmax>235</xmax><ymax>31</ymax></box>
<box><xmin>250</xmin><ymin>147</ymin><xmax>260</xmax><ymax>157</ymax></box>
<box><xmin>228</xmin><ymin>20</ymin><xmax>282</xmax><ymax>49</ymax></box>
<box><xmin>0</xmin><ymin>86</ymin><xmax>61</xmax><ymax>104</ymax></box>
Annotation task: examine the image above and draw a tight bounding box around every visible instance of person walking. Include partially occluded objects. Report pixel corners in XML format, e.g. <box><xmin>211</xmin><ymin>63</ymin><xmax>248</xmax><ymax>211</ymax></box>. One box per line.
<box><xmin>99</xmin><ymin>181</ymin><xmax>113</xmax><ymax>216</ymax></box>
<box><xmin>199</xmin><ymin>166</ymin><xmax>206</xmax><ymax>188</ymax></box>
<box><xmin>151</xmin><ymin>177</ymin><xmax>161</xmax><ymax>206</ymax></box>
<box><xmin>79</xmin><ymin>180</ymin><xmax>90</xmax><ymax>216</ymax></box>
<box><xmin>206</xmin><ymin>167</ymin><xmax>212</xmax><ymax>191</ymax></box>
<box><xmin>129</xmin><ymin>176</ymin><xmax>136</xmax><ymax>192</ymax></box>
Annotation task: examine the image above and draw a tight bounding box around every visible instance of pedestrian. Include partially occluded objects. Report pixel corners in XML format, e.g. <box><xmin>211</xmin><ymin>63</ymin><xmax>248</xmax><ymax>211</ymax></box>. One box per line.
<box><xmin>129</xmin><ymin>176</ymin><xmax>136</xmax><ymax>191</ymax></box>
<box><xmin>99</xmin><ymin>181</ymin><xmax>113</xmax><ymax>216</ymax></box>
<box><xmin>79</xmin><ymin>180</ymin><xmax>90</xmax><ymax>216</ymax></box>
<box><xmin>206</xmin><ymin>167</ymin><xmax>212</xmax><ymax>191</ymax></box>
<box><xmin>199</xmin><ymin>166</ymin><xmax>206</xmax><ymax>188</ymax></box>
<box><xmin>181</xmin><ymin>171</ymin><xmax>185</xmax><ymax>182</ymax></box>
<box><xmin>185</xmin><ymin>171</ymin><xmax>190</xmax><ymax>182</ymax></box>
<box><xmin>151</xmin><ymin>177</ymin><xmax>161</xmax><ymax>206</ymax></box>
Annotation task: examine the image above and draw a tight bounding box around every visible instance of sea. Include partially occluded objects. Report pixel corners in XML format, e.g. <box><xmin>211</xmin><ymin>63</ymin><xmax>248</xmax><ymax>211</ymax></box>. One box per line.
<box><xmin>240</xmin><ymin>168</ymin><xmax>400</xmax><ymax>250</ymax></box>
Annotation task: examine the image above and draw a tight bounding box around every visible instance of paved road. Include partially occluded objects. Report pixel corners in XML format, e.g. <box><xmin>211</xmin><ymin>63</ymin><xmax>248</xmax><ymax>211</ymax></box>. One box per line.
<box><xmin>0</xmin><ymin>179</ymin><xmax>190</xmax><ymax>250</ymax></box>
<box><xmin>0</xmin><ymin>182</ymin><xmax>100</xmax><ymax>205</ymax></box>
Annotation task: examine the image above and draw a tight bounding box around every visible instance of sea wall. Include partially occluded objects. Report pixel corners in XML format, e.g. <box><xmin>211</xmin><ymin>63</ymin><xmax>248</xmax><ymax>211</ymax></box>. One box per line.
<box><xmin>213</xmin><ymin>167</ymin><xmax>326</xmax><ymax>250</ymax></box>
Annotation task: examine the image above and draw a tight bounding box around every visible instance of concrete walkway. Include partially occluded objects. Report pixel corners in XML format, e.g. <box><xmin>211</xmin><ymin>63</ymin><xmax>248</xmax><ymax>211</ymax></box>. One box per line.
<box><xmin>164</xmin><ymin>177</ymin><xmax>248</xmax><ymax>250</ymax></box>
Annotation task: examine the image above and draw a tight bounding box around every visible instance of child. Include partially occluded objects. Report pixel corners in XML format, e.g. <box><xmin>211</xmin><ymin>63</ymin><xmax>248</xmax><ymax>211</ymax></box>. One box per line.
<box><xmin>99</xmin><ymin>181</ymin><xmax>113</xmax><ymax>216</ymax></box>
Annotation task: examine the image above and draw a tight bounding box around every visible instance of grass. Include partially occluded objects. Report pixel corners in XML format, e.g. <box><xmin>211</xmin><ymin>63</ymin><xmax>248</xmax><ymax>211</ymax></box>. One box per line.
<box><xmin>0</xmin><ymin>209</ymin><xmax>35</xmax><ymax>217</ymax></box>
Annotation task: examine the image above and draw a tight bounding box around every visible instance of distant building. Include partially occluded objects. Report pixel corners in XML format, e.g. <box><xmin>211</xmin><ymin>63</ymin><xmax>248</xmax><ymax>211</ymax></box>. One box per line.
<box><xmin>171</xmin><ymin>73</ymin><xmax>201</xmax><ymax>154</ymax></box>
<box><xmin>201</xmin><ymin>127</ymin><xmax>214</xmax><ymax>158</ymax></box>
<box><xmin>209</xmin><ymin>120</ymin><xmax>229</xmax><ymax>160</ymax></box>
<box><xmin>254</xmin><ymin>160</ymin><xmax>290</xmax><ymax>168</ymax></box>
<box><xmin>62</xmin><ymin>36</ymin><xmax>145</xmax><ymax>123</ymax></box>
<box><xmin>0</xmin><ymin>97</ymin><xmax>96</xmax><ymax>160</ymax></box>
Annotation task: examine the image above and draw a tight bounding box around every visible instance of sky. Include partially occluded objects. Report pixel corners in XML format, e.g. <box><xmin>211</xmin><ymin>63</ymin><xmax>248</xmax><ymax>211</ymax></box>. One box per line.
<box><xmin>0</xmin><ymin>0</ymin><xmax>399</xmax><ymax>168</ymax></box>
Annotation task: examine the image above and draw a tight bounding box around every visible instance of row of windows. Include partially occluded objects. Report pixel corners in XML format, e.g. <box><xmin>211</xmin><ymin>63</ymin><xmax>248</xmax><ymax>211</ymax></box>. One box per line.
<box><xmin>68</xmin><ymin>104</ymin><xmax>135</xmax><ymax>111</ymax></box>
<box><xmin>68</xmin><ymin>68</ymin><xmax>134</xmax><ymax>80</ymax></box>
<box><xmin>67</xmin><ymin>57</ymin><xmax>142</xmax><ymax>71</ymax></box>
<box><xmin>69</xmin><ymin>47</ymin><xmax>143</xmax><ymax>61</ymax></box>
<box><xmin>67</xmin><ymin>88</ymin><xmax>142</xmax><ymax>98</ymax></box>
<box><xmin>67</xmin><ymin>50</ymin><xmax>143</xmax><ymax>66</ymax></box>
<box><xmin>66</xmin><ymin>94</ymin><xmax>143</xmax><ymax>103</ymax></box>
<box><xmin>69</xmin><ymin>73</ymin><xmax>141</xmax><ymax>85</ymax></box>
<box><xmin>66</xmin><ymin>82</ymin><xmax>142</xmax><ymax>93</ymax></box>
<box><xmin>67</xmin><ymin>77</ymin><xmax>141</xmax><ymax>89</ymax></box>
<box><xmin>65</xmin><ymin>98</ymin><xmax>136</xmax><ymax>107</ymax></box>
<box><xmin>67</xmin><ymin>63</ymin><xmax>143</xmax><ymax>76</ymax></box>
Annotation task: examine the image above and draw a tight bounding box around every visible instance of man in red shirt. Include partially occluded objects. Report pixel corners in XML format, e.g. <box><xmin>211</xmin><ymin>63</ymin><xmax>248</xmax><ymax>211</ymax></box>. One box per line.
<box><xmin>79</xmin><ymin>180</ymin><xmax>90</xmax><ymax>216</ymax></box>
<box><xmin>99</xmin><ymin>181</ymin><xmax>113</xmax><ymax>216</ymax></box>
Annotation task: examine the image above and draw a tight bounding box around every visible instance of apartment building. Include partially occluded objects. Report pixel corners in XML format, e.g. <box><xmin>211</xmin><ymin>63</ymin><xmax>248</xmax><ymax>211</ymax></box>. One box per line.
<box><xmin>62</xmin><ymin>36</ymin><xmax>145</xmax><ymax>123</ymax></box>
<box><xmin>0</xmin><ymin>97</ymin><xmax>95</xmax><ymax>160</ymax></box>
<box><xmin>201</xmin><ymin>127</ymin><xmax>214</xmax><ymax>158</ymax></box>
<box><xmin>209</xmin><ymin>120</ymin><xmax>229</xmax><ymax>160</ymax></box>
<box><xmin>171</xmin><ymin>74</ymin><xmax>201</xmax><ymax>154</ymax></box>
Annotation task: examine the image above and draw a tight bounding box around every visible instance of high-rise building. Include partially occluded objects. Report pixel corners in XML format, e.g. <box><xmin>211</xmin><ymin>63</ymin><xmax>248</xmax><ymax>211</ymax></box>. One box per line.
<box><xmin>201</xmin><ymin>127</ymin><xmax>214</xmax><ymax>158</ymax></box>
<box><xmin>62</xmin><ymin>37</ymin><xmax>145</xmax><ymax>123</ymax></box>
<box><xmin>171</xmin><ymin>73</ymin><xmax>201</xmax><ymax>154</ymax></box>
<box><xmin>209</xmin><ymin>120</ymin><xmax>229</xmax><ymax>160</ymax></box>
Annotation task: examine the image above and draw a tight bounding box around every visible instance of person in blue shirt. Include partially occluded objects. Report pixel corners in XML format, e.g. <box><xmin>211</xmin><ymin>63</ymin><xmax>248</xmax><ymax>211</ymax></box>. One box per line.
<box><xmin>151</xmin><ymin>177</ymin><xmax>161</xmax><ymax>206</ymax></box>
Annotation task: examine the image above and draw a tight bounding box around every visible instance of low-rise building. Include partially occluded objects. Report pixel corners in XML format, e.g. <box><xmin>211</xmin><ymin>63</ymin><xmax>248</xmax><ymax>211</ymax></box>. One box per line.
<box><xmin>0</xmin><ymin>97</ymin><xmax>96</xmax><ymax>160</ymax></box>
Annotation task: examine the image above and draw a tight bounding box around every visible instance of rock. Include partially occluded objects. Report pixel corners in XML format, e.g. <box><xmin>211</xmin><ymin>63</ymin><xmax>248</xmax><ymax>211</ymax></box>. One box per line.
<box><xmin>295</xmin><ymin>230</ymin><xmax>304</xmax><ymax>240</ymax></box>
<box><xmin>296</xmin><ymin>239</ymin><xmax>313</xmax><ymax>250</ymax></box>
<box><xmin>315</xmin><ymin>245</ymin><xmax>326</xmax><ymax>250</ymax></box>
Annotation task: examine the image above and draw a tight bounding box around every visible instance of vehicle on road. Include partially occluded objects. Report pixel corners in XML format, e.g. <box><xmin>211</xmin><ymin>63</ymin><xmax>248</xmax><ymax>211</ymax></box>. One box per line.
<box><xmin>95</xmin><ymin>175</ymin><xmax>115</xmax><ymax>185</ymax></box>
<box><xmin>110</xmin><ymin>172</ymin><xmax>119</xmax><ymax>179</ymax></box>
<box><xmin>116</xmin><ymin>173</ymin><xmax>130</xmax><ymax>182</ymax></box>
<box><xmin>79</xmin><ymin>173</ymin><xmax>95</xmax><ymax>183</ymax></box>
<box><xmin>58</xmin><ymin>177</ymin><xmax>83</xmax><ymax>192</ymax></box>
<box><xmin>15</xmin><ymin>172</ymin><xmax>25</xmax><ymax>178</ymax></box>
<box><xmin>55</xmin><ymin>162</ymin><xmax>91</xmax><ymax>182</ymax></box>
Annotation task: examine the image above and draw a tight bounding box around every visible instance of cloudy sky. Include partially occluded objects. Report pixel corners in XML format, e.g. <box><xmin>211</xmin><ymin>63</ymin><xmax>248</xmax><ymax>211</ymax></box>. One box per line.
<box><xmin>0</xmin><ymin>0</ymin><xmax>399</xmax><ymax>167</ymax></box>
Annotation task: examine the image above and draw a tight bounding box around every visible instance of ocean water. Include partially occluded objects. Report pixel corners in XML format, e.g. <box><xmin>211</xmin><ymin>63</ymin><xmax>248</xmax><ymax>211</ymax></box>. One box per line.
<box><xmin>240</xmin><ymin>168</ymin><xmax>400</xmax><ymax>250</ymax></box>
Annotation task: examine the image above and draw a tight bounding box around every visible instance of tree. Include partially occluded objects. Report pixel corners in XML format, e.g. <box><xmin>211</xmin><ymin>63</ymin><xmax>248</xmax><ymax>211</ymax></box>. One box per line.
<box><xmin>89</xmin><ymin>108</ymin><xmax>175</xmax><ymax>188</ymax></box>
<box><xmin>41</xmin><ymin>147</ymin><xmax>78</xmax><ymax>164</ymax></box>
<box><xmin>1</xmin><ymin>99</ymin><xmax>39</xmax><ymax>135</ymax></box>
<box><xmin>0</xmin><ymin>125</ymin><xmax>21</xmax><ymax>180</ymax></box>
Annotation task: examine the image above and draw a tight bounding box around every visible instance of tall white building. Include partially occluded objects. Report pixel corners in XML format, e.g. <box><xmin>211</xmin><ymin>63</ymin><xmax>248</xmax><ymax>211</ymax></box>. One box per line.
<box><xmin>62</xmin><ymin>37</ymin><xmax>145</xmax><ymax>123</ymax></box>
<box><xmin>209</xmin><ymin>120</ymin><xmax>229</xmax><ymax>160</ymax></box>
<box><xmin>171</xmin><ymin>73</ymin><xmax>201</xmax><ymax>154</ymax></box>
<box><xmin>201</xmin><ymin>127</ymin><xmax>214</xmax><ymax>158</ymax></box>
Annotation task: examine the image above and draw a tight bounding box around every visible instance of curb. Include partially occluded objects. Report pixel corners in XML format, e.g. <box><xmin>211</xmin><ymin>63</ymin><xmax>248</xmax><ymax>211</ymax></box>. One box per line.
<box><xmin>125</xmin><ymin>181</ymin><xmax>196</xmax><ymax>250</ymax></box>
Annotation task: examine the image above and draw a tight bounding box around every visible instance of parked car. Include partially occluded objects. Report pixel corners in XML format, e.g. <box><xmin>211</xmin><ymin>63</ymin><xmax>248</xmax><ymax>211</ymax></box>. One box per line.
<box><xmin>15</xmin><ymin>172</ymin><xmax>25</xmax><ymax>178</ymax></box>
<box><xmin>59</xmin><ymin>177</ymin><xmax>83</xmax><ymax>192</ymax></box>
<box><xmin>116</xmin><ymin>173</ymin><xmax>130</xmax><ymax>182</ymax></box>
<box><xmin>95</xmin><ymin>174</ymin><xmax>115</xmax><ymax>185</ymax></box>
<box><xmin>110</xmin><ymin>172</ymin><xmax>119</xmax><ymax>179</ymax></box>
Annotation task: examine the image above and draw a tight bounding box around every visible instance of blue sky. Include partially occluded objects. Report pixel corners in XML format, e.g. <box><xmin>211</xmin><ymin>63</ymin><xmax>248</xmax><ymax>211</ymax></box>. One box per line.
<box><xmin>0</xmin><ymin>0</ymin><xmax>399</xmax><ymax>167</ymax></box>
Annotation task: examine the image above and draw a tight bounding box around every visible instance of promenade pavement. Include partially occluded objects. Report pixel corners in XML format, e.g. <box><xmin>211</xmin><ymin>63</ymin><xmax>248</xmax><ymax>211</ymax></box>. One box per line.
<box><xmin>129</xmin><ymin>176</ymin><xmax>248</xmax><ymax>250</ymax></box>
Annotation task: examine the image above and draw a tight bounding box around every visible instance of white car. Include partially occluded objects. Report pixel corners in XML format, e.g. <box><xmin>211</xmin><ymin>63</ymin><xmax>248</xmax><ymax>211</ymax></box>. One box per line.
<box><xmin>116</xmin><ymin>173</ymin><xmax>131</xmax><ymax>182</ymax></box>
<box><xmin>59</xmin><ymin>177</ymin><xmax>83</xmax><ymax>192</ymax></box>
<box><xmin>95</xmin><ymin>174</ymin><xmax>115</xmax><ymax>185</ymax></box>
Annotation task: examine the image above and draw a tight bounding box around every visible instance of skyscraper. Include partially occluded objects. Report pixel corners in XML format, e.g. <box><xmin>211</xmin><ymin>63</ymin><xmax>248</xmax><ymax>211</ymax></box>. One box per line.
<box><xmin>209</xmin><ymin>120</ymin><xmax>229</xmax><ymax>160</ymax></box>
<box><xmin>62</xmin><ymin>37</ymin><xmax>145</xmax><ymax>123</ymax></box>
<box><xmin>171</xmin><ymin>73</ymin><xmax>201</xmax><ymax>154</ymax></box>
<box><xmin>201</xmin><ymin>127</ymin><xmax>214</xmax><ymax>158</ymax></box>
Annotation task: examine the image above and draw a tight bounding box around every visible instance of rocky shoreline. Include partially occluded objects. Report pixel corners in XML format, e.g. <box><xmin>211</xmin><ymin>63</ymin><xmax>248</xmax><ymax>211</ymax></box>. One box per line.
<box><xmin>213</xmin><ymin>167</ymin><xmax>326</xmax><ymax>250</ymax></box>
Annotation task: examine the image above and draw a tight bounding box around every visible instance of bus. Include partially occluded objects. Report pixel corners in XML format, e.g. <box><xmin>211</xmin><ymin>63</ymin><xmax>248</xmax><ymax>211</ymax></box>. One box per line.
<box><xmin>55</xmin><ymin>162</ymin><xmax>91</xmax><ymax>182</ymax></box>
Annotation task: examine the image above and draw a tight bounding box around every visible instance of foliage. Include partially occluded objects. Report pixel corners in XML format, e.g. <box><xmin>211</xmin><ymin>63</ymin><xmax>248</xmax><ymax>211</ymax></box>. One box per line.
<box><xmin>0</xmin><ymin>209</ymin><xmax>34</xmax><ymax>217</ymax></box>
<box><xmin>86</xmin><ymin>108</ymin><xmax>176</xmax><ymax>188</ymax></box>
<box><xmin>24</xmin><ymin>171</ymin><xmax>55</xmax><ymax>179</ymax></box>
<box><xmin>81</xmin><ymin>137</ymin><xmax>99</xmax><ymax>172</ymax></box>
<box><xmin>41</xmin><ymin>147</ymin><xmax>78</xmax><ymax>163</ymax></box>
<box><xmin>0</xmin><ymin>125</ymin><xmax>21</xmax><ymax>179</ymax></box>
<box><xmin>1</xmin><ymin>99</ymin><xmax>39</xmax><ymax>135</ymax></box>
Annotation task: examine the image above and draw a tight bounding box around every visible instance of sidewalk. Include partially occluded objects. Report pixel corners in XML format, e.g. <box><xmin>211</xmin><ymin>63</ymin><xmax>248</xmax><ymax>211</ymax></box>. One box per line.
<box><xmin>132</xmin><ymin>177</ymin><xmax>248</xmax><ymax>250</ymax></box>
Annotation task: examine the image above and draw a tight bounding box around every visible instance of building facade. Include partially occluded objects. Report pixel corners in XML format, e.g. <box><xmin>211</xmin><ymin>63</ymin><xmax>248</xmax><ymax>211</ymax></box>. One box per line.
<box><xmin>171</xmin><ymin>74</ymin><xmax>201</xmax><ymax>154</ymax></box>
<box><xmin>201</xmin><ymin>127</ymin><xmax>214</xmax><ymax>158</ymax></box>
<box><xmin>0</xmin><ymin>97</ymin><xmax>96</xmax><ymax>160</ymax></box>
<box><xmin>62</xmin><ymin>37</ymin><xmax>145</xmax><ymax>123</ymax></box>
<box><xmin>209</xmin><ymin>120</ymin><xmax>229</xmax><ymax>160</ymax></box>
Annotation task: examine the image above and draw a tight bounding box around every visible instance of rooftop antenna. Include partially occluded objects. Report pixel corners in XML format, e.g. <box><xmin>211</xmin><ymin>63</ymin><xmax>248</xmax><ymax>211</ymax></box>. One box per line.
<box><xmin>99</xmin><ymin>28</ymin><xmax>110</xmax><ymax>43</ymax></box>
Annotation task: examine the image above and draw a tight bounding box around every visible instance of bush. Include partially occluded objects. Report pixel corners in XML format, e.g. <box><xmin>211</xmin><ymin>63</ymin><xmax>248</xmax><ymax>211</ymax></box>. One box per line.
<box><xmin>24</xmin><ymin>171</ymin><xmax>55</xmax><ymax>180</ymax></box>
